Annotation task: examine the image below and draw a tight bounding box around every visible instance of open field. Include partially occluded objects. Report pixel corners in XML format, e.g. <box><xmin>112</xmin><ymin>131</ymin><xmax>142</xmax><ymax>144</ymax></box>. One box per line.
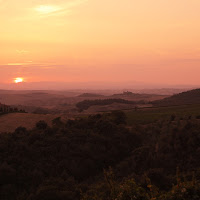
<box><xmin>0</xmin><ymin>113</ymin><xmax>66</xmax><ymax>133</ymax></box>
<box><xmin>2</xmin><ymin>102</ymin><xmax>200</xmax><ymax>133</ymax></box>
<box><xmin>126</xmin><ymin>103</ymin><xmax>200</xmax><ymax>125</ymax></box>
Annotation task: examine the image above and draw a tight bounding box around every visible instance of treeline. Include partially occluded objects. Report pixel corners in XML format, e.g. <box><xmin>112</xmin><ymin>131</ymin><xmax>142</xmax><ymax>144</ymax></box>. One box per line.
<box><xmin>0</xmin><ymin>103</ymin><xmax>25</xmax><ymax>115</ymax></box>
<box><xmin>76</xmin><ymin>98</ymin><xmax>145</xmax><ymax>110</ymax></box>
<box><xmin>78</xmin><ymin>93</ymin><xmax>104</xmax><ymax>97</ymax></box>
<box><xmin>0</xmin><ymin>111</ymin><xmax>200</xmax><ymax>199</ymax></box>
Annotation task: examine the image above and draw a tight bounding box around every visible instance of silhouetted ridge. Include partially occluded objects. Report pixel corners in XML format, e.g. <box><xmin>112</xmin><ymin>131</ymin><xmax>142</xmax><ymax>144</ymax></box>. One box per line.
<box><xmin>152</xmin><ymin>88</ymin><xmax>200</xmax><ymax>106</ymax></box>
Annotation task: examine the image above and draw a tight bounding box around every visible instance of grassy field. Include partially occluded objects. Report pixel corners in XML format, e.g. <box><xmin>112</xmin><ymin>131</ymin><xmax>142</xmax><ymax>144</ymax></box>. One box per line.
<box><xmin>0</xmin><ymin>113</ymin><xmax>66</xmax><ymax>133</ymax></box>
<box><xmin>126</xmin><ymin>104</ymin><xmax>200</xmax><ymax>125</ymax></box>
<box><xmin>2</xmin><ymin>104</ymin><xmax>200</xmax><ymax>133</ymax></box>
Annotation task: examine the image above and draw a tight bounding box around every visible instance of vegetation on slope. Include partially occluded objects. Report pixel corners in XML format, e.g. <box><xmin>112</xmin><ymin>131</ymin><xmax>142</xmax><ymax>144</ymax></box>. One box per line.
<box><xmin>0</xmin><ymin>108</ymin><xmax>200</xmax><ymax>199</ymax></box>
<box><xmin>76</xmin><ymin>99</ymin><xmax>144</xmax><ymax>111</ymax></box>
<box><xmin>126</xmin><ymin>103</ymin><xmax>200</xmax><ymax>124</ymax></box>
<box><xmin>152</xmin><ymin>88</ymin><xmax>200</xmax><ymax>106</ymax></box>
<box><xmin>78</xmin><ymin>93</ymin><xmax>104</xmax><ymax>97</ymax></box>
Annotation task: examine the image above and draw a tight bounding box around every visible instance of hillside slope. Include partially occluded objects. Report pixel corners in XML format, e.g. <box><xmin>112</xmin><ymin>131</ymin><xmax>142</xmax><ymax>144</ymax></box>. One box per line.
<box><xmin>152</xmin><ymin>88</ymin><xmax>200</xmax><ymax>106</ymax></box>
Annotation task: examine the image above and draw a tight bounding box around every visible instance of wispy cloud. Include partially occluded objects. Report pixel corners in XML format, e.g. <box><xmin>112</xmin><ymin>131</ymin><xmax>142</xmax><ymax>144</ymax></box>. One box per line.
<box><xmin>16</xmin><ymin>49</ymin><xmax>29</xmax><ymax>54</ymax></box>
<box><xmin>4</xmin><ymin>61</ymin><xmax>61</xmax><ymax>70</ymax></box>
<box><xmin>7</xmin><ymin>63</ymin><xmax>23</xmax><ymax>66</ymax></box>
<box><xmin>0</xmin><ymin>0</ymin><xmax>88</xmax><ymax>20</ymax></box>
<box><xmin>34</xmin><ymin>0</ymin><xmax>88</xmax><ymax>18</ymax></box>
<box><xmin>35</xmin><ymin>5</ymin><xmax>65</xmax><ymax>17</ymax></box>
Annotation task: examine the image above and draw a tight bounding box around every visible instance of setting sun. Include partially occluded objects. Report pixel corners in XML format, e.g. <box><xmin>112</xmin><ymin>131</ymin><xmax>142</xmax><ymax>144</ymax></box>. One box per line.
<box><xmin>14</xmin><ymin>78</ymin><xmax>24</xmax><ymax>84</ymax></box>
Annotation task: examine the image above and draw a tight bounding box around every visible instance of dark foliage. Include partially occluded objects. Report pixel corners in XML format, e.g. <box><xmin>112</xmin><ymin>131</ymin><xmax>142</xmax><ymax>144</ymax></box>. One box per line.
<box><xmin>78</xmin><ymin>93</ymin><xmax>104</xmax><ymax>97</ymax></box>
<box><xmin>76</xmin><ymin>98</ymin><xmax>144</xmax><ymax>110</ymax></box>
<box><xmin>153</xmin><ymin>88</ymin><xmax>200</xmax><ymax>106</ymax></box>
<box><xmin>0</xmin><ymin>102</ymin><xmax>25</xmax><ymax>115</ymax></box>
<box><xmin>0</xmin><ymin>110</ymin><xmax>200</xmax><ymax>199</ymax></box>
<box><xmin>36</xmin><ymin>120</ymin><xmax>48</xmax><ymax>130</ymax></box>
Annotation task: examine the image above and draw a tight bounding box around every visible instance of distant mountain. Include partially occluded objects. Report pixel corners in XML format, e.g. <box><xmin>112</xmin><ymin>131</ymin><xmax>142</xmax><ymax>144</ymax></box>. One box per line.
<box><xmin>152</xmin><ymin>89</ymin><xmax>200</xmax><ymax>106</ymax></box>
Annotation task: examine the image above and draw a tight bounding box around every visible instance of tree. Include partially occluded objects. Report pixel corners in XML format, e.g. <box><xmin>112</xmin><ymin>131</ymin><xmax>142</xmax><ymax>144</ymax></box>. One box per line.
<box><xmin>52</xmin><ymin>117</ymin><xmax>63</xmax><ymax>127</ymax></box>
<box><xmin>111</xmin><ymin>110</ymin><xmax>127</xmax><ymax>124</ymax></box>
<box><xmin>15</xmin><ymin>126</ymin><xmax>27</xmax><ymax>134</ymax></box>
<box><xmin>36</xmin><ymin>120</ymin><xmax>48</xmax><ymax>130</ymax></box>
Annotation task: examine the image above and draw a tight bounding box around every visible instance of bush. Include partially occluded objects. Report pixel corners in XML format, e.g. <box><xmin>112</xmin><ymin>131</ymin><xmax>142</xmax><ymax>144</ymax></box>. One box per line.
<box><xmin>36</xmin><ymin>120</ymin><xmax>48</xmax><ymax>130</ymax></box>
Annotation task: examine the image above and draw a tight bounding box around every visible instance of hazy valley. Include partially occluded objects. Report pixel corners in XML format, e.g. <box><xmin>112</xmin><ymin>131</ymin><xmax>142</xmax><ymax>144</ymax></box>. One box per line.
<box><xmin>1</xmin><ymin>88</ymin><xmax>200</xmax><ymax>199</ymax></box>
<box><xmin>1</xmin><ymin>0</ymin><xmax>200</xmax><ymax>198</ymax></box>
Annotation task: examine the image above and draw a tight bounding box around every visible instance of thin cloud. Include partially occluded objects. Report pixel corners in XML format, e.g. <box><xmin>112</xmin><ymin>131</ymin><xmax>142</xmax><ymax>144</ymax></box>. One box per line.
<box><xmin>7</xmin><ymin>63</ymin><xmax>23</xmax><ymax>66</ymax></box>
<box><xmin>5</xmin><ymin>62</ymin><xmax>62</xmax><ymax>70</ymax></box>
<box><xmin>0</xmin><ymin>0</ymin><xmax>88</xmax><ymax>21</ymax></box>
<box><xmin>34</xmin><ymin>0</ymin><xmax>88</xmax><ymax>18</ymax></box>
<box><xmin>16</xmin><ymin>49</ymin><xmax>29</xmax><ymax>54</ymax></box>
<box><xmin>35</xmin><ymin>5</ymin><xmax>65</xmax><ymax>17</ymax></box>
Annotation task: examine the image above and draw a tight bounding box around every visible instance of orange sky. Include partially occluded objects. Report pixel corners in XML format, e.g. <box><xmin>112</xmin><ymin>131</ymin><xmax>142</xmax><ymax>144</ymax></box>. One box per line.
<box><xmin>1</xmin><ymin>0</ymin><xmax>200</xmax><ymax>86</ymax></box>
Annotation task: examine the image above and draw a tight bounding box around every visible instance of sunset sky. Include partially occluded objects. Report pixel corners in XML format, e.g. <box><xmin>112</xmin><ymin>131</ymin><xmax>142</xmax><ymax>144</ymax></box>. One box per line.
<box><xmin>1</xmin><ymin>0</ymin><xmax>200</xmax><ymax>87</ymax></box>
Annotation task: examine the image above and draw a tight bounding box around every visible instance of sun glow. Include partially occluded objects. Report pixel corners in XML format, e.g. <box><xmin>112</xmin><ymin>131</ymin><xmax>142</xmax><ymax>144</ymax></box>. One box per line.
<box><xmin>14</xmin><ymin>78</ymin><xmax>24</xmax><ymax>83</ymax></box>
<box><xmin>35</xmin><ymin>5</ymin><xmax>60</xmax><ymax>14</ymax></box>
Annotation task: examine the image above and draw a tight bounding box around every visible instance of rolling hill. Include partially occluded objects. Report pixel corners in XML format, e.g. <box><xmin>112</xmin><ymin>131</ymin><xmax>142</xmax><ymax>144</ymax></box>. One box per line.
<box><xmin>152</xmin><ymin>88</ymin><xmax>200</xmax><ymax>106</ymax></box>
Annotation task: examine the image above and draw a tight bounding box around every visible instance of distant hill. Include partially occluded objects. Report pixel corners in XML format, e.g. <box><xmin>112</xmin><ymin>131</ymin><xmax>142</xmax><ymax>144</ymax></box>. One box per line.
<box><xmin>76</xmin><ymin>98</ymin><xmax>144</xmax><ymax>110</ymax></box>
<box><xmin>152</xmin><ymin>89</ymin><xmax>200</xmax><ymax>106</ymax></box>
<box><xmin>112</xmin><ymin>91</ymin><xmax>168</xmax><ymax>102</ymax></box>
<box><xmin>78</xmin><ymin>93</ymin><xmax>104</xmax><ymax>97</ymax></box>
<box><xmin>112</xmin><ymin>91</ymin><xmax>137</xmax><ymax>96</ymax></box>
<box><xmin>132</xmin><ymin>88</ymin><xmax>190</xmax><ymax>95</ymax></box>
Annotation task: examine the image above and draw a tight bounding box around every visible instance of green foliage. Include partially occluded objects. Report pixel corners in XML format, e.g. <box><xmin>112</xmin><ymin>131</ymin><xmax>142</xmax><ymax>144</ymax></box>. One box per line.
<box><xmin>159</xmin><ymin>170</ymin><xmax>200</xmax><ymax>200</ymax></box>
<box><xmin>116</xmin><ymin>178</ymin><xmax>149</xmax><ymax>200</ymax></box>
<box><xmin>126</xmin><ymin>104</ymin><xmax>200</xmax><ymax>125</ymax></box>
<box><xmin>82</xmin><ymin>168</ymin><xmax>149</xmax><ymax>200</ymax></box>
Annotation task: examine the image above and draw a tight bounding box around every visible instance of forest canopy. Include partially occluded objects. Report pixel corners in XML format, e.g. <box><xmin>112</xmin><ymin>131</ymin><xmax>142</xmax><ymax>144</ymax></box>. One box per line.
<box><xmin>0</xmin><ymin>110</ymin><xmax>200</xmax><ymax>199</ymax></box>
